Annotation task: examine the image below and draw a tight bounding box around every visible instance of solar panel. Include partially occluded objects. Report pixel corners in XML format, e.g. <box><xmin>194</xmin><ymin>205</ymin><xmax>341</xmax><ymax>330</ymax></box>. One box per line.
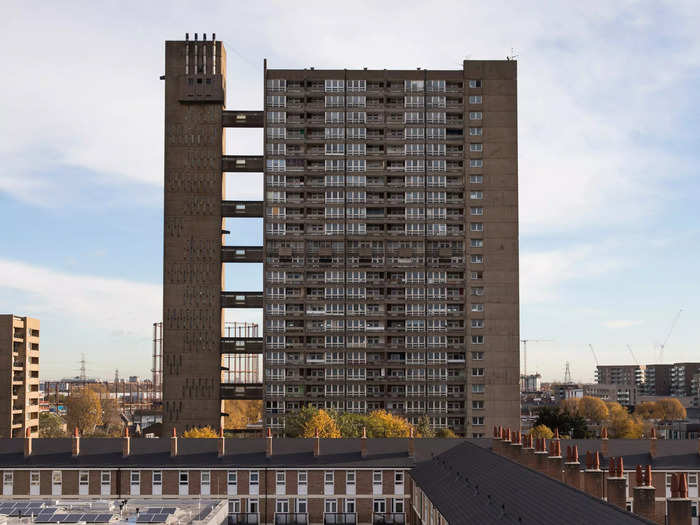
<box><xmin>96</xmin><ymin>513</ymin><xmax>114</xmax><ymax>522</ymax></box>
<box><xmin>161</xmin><ymin>507</ymin><xmax>176</xmax><ymax>514</ymax></box>
<box><xmin>151</xmin><ymin>514</ymin><xmax>170</xmax><ymax>523</ymax></box>
<box><xmin>137</xmin><ymin>514</ymin><xmax>154</xmax><ymax>523</ymax></box>
<box><xmin>146</xmin><ymin>507</ymin><xmax>162</xmax><ymax>513</ymax></box>
<box><xmin>35</xmin><ymin>513</ymin><xmax>57</xmax><ymax>523</ymax></box>
<box><xmin>64</xmin><ymin>513</ymin><xmax>85</xmax><ymax>523</ymax></box>
<box><xmin>52</xmin><ymin>514</ymin><xmax>69</xmax><ymax>522</ymax></box>
<box><xmin>29</xmin><ymin>502</ymin><xmax>44</xmax><ymax>508</ymax></box>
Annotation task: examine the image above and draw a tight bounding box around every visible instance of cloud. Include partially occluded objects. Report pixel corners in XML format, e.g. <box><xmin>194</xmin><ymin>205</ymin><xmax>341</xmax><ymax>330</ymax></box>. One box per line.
<box><xmin>0</xmin><ymin>258</ymin><xmax>160</xmax><ymax>334</ymax></box>
<box><xmin>603</xmin><ymin>320</ymin><xmax>644</xmax><ymax>328</ymax></box>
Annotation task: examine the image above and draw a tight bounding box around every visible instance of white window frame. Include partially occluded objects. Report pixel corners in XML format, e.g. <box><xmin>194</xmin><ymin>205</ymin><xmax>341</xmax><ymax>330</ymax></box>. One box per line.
<box><xmin>373</xmin><ymin>470</ymin><xmax>383</xmax><ymax>496</ymax></box>
<box><xmin>52</xmin><ymin>470</ymin><xmax>62</xmax><ymax>496</ymax></box>
<box><xmin>152</xmin><ymin>470</ymin><xmax>162</xmax><ymax>496</ymax></box>
<box><xmin>3</xmin><ymin>471</ymin><xmax>13</xmax><ymax>496</ymax></box>
<box><xmin>298</xmin><ymin>471</ymin><xmax>308</xmax><ymax>496</ymax></box>
<box><xmin>30</xmin><ymin>471</ymin><xmax>40</xmax><ymax>496</ymax></box>
<box><xmin>179</xmin><ymin>470</ymin><xmax>189</xmax><ymax>496</ymax></box>
<box><xmin>250</xmin><ymin>470</ymin><xmax>260</xmax><ymax>496</ymax></box>
<box><xmin>201</xmin><ymin>470</ymin><xmax>211</xmax><ymax>496</ymax></box>
<box><xmin>130</xmin><ymin>470</ymin><xmax>141</xmax><ymax>496</ymax></box>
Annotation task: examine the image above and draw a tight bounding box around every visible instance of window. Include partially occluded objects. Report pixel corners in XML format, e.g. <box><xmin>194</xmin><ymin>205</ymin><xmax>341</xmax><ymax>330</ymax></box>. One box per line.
<box><xmin>427</xmin><ymin>80</ymin><xmax>446</xmax><ymax>92</ymax></box>
<box><xmin>325</xmin><ymin>95</ymin><xmax>344</xmax><ymax>107</ymax></box>
<box><xmin>296</xmin><ymin>498</ymin><xmax>308</xmax><ymax>513</ymax></box>
<box><xmin>276</xmin><ymin>499</ymin><xmax>290</xmax><ymax>513</ymax></box>
<box><xmin>469</xmin><ymin>127</ymin><xmax>483</xmax><ymax>136</ymax></box>
<box><xmin>325</xmin><ymin>499</ymin><xmax>338</xmax><ymax>513</ymax></box>
<box><xmin>472</xmin><ymin>368</ymin><xmax>485</xmax><ymax>376</ymax></box>
<box><xmin>472</xmin><ymin>416</ymin><xmax>485</xmax><ymax>425</ymax></box>
<box><xmin>30</xmin><ymin>471</ymin><xmax>40</xmax><ymax>495</ymax></box>
<box><xmin>52</xmin><ymin>471</ymin><xmax>62</xmax><ymax>495</ymax></box>
<box><xmin>131</xmin><ymin>471</ymin><xmax>140</xmax><ymax>484</ymax></box>
<box><xmin>250</xmin><ymin>471</ymin><xmax>259</xmax><ymax>486</ymax></box>
<box><xmin>276</xmin><ymin>471</ymin><xmax>285</xmax><ymax>485</ymax></box>
<box><xmin>325</xmin><ymin>471</ymin><xmax>334</xmax><ymax>484</ymax></box>
<box><xmin>471</xmin><ymin>319</ymin><xmax>484</xmax><ymax>328</ymax></box>
<box><xmin>469</xmin><ymin>80</ymin><xmax>482</xmax><ymax>88</ymax></box>
<box><xmin>325</xmin><ymin>143</ymin><xmax>345</xmax><ymax>155</ymax></box>
<box><xmin>325</xmin><ymin>111</ymin><xmax>344</xmax><ymax>123</ymax></box>
<box><xmin>325</xmin><ymin>79</ymin><xmax>345</xmax><ymax>92</ymax></box>
<box><xmin>404</xmin><ymin>80</ymin><xmax>425</xmax><ymax>92</ymax></box>
<box><xmin>348</xmin><ymin>79</ymin><xmax>366</xmax><ymax>92</ymax></box>
<box><xmin>346</xmin><ymin>471</ymin><xmax>356</xmax><ymax>486</ymax></box>
<box><xmin>469</xmin><ymin>111</ymin><xmax>483</xmax><ymax>120</ymax></box>
<box><xmin>469</xmin><ymin>159</ymin><xmax>484</xmax><ymax>168</ymax></box>
<box><xmin>470</xmin><ymin>191</ymin><xmax>483</xmax><ymax>200</ymax></box>
<box><xmin>470</xmin><ymin>143</ymin><xmax>483</xmax><ymax>152</ymax></box>
<box><xmin>473</xmin><ymin>400</ymin><xmax>485</xmax><ymax>409</ymax></box>
<box><xmin>471</xmin><ymin>335</ymin><xmax>485</xmax><ymax>344</ymax></box>
<box><xmin>470</xmin><ymin>175</ymin><xmax>484</xmax><ymax>183</ymax></box>
<box><xmin>179</xmin><ymin>471</ymin><xmax>189</xmax><ymax>485</ymax></box>
<box><xmin>471</xmin><ymin>304</ymin><xmax>484</xmax><ymax>312</ymax></box>
<box><xmin>267</xmin><ymin>79</ymin><xmax>287</xmax><ymax>91</ymax></box>
<box><xmin>3</xmin><ymin>472</ymin><xmax>13</xmax><ymax>495</ymax></box>
<box><xmin>267</xmin><ymin>95</ymin><xmax>286</xmax><ymax>107</ymax></box>
<box><xmin>469</xmin><ymin>95</ymin><xmax>483</xmax><ymax>104</ymax></box>
<box><xmin>347</xmin><ymin>111</ymin><xmax>367</xmax><ymax>123</ymax></box>
<box><xmin>373</xmin><ymin>499</ymin><xmax>387</xmax><ymax>513</ymax></box>
<box><xmin>345</xmin><ymin>499</ymin><xmax>356</xmax><ymax>513</ymax></box>
<box><xmin>373</xmin><ymin>471</ymin><xmax>382</xmax><ymax>485</ymax></box>
<box><xmin>472</xmin><ymin>384</ymin><xmax>485</xmax><ymax>393</ymax></box>
<box><xmin>470</xmin><ymin>239</ymin><xmax>484</xmax><ymax>248</ymax></box>
<box><xmin>689</xmin><ymin>474</ymin><xmax>698</xmax><ymax>487</ymax></box>
<box><xmin>395</xmin><ymin>472</ymin><xmax>404</xmax><ymax>485</ymax></box>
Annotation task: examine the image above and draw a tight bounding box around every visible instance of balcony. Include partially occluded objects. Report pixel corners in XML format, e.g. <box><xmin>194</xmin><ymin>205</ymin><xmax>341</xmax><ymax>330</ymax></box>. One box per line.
<box><xmin>221</xmin><ymin>383</ymin><xmax>263</xmax><ymax>400</ymax></box>
<box><xmin>324</xmin><ymin>514</ymin><xmax>356</xmax><ymax>525</ymax></box>
<box><xmin>229</xmin><ymin>513</ymin><xmax>260</xmax><ymax>525</ymax></box>
<box><xmin>222</xmin><ymin>110</ymin><xmax>264</xmax><ymax>128</ymax></box>
<box><xmin>373</xmin><ymin>514</ymin><xmax>405</xmax><ymax>525</ymax></box>
<box><xmin>275</xmin><ymin>514</ymin><xmax>308</xmax><ymax>525</ymax></box>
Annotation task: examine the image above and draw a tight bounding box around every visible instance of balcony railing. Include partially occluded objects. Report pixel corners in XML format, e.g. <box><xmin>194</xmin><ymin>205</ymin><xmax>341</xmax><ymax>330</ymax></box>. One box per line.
<box><xmin>324</xmin><ymin>513</ymin><xmax>357</xmax><ymax>525</ymax></box>
<box><xmin>373</xmin><ymin>514</ymin><xmax>405</xmax><ymax>525</ymax></box>
<box><xmin>275</xmin><ymin>514</ymin><xmax>308</xmax><ymax>525</ymax></box>
<box><xmin>229</xmin><ymin>514</ymin><xmax>259</xmax><ymax>525</ymax></box>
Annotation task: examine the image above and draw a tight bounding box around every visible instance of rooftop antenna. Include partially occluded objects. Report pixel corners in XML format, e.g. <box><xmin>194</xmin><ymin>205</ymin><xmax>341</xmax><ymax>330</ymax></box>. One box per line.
<box><xmin>506</xmin><ymin>47</ymin><xmax>520</xmax><ymax>61</ymax></box>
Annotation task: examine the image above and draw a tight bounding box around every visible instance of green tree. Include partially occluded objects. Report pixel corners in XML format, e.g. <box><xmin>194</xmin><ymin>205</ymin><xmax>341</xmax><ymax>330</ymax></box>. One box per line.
<box><xmin>65</xmin><ymin>388</ymin><xmax>102</xmax><ymax>435</ymax></box>
<box><xmin>528</xmin><ymin>424</ymin><xmax>553</xmax><ymax>439</ymax></box>
<box><xmin>534</xmin><ymin>406</ymin><xmax>587</xmax><ymax>438</ymax></box>
<box><xmin>435</xmin><ymin>428</ymin><xmax>457</xmax><ymax>438</ymax></box>
<box><xmin>416</xmin><ymin>415</ymin><xmax>435</xmax><ymax>438</ymax></box>
<box><xmin>335</xmin><ymin>412</ymin><xmax>369</xmax><ymax>438</ymax></box>
<box><xmin>182</xmin><ymin>426</ymin><xmax>218</xmax><ymax>438</ymax></box>
<box><xmin>285</xmin><ymin>405</ymin><xmax>319</xmax><ymax>437</ymax></box>
<box><xmin>39</xmin><ymin>412</ymin><xmax>66</xmax><ymax>437</ymax></box>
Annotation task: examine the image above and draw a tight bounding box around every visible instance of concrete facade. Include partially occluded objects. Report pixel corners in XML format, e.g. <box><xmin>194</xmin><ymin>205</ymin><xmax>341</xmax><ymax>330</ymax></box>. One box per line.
<box><xmin>0</xmin><ymin>315</ymin><xmax>40</xmax><ymax>438</ymax></box>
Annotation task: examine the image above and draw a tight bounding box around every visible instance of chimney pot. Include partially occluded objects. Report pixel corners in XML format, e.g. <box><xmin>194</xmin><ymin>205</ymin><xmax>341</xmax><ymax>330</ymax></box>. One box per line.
<box><xmin>644</xmin><ymin>465</ymin><xmax>652</xmax><ymax>487</ymax></box>
<box><xmin>218</xmin><ymin>427</ymin><xmax>225</xmax><ymax>458</ymax></box>
<box><xmin>408</xmin><ymin>427</ymin><xmax>415</xmax><ymax>459</ymax></box>
<box><xmin>170</xmin><ymin>427</ymin><xmax>178</xmax><ymax>457</ymax></box>
<box><xmin>72</xmin><ymin>427</ymin><xmax>80</xmax><ymax>457</ymax></box>
<box><xmin>593</xmin><ymin>451</ymin><xmax>600</xmax><ymax>470</ymax></box>
<box><xmin>122</xmin><ymin>426</ymin><xmax>131</xmax><ymax>458</ymax></box>
<box><xmin>24</xmin><ymin>427</ymin><xmax>32</xmax><ymax>457</ymax></box>
<box><xmin>313</xmin><ymin>430</ymin><xmax>320</xmax><ymax>457</ymax></box>
<box><xmin>361</xmin><ymin>427</ymin><xmax>367</xmax><ymax>458</ymax></box>
<box><xmin>679</xmin><ymin>472</ymin><xmax>688</xmax><ymax>498</ymax></box>
<box><xmin>266</xmin><ymin>427</ymin><xmax>273</xmax><ymax>458</ymax></box>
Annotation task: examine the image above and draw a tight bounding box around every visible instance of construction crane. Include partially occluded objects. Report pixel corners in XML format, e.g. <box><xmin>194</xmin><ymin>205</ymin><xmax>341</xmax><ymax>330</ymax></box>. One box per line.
<box><xmin>626</xmin><ymin>344</ymin><xmax>640</xmax><ymax>366</ymax></box>
<box><xmin>588</xmin><ymin>344</ymin><xmax>600</xmax><ymax>367</ymax></box>
<box><xmin>656</xmin><ymin>309</ymin><xmax>683</xmax><ymax>363</ymax></box>
<box><xmin>521</xmin><ymin>339</ymin><xmax>553</xmax><ymax>377</ymax></box>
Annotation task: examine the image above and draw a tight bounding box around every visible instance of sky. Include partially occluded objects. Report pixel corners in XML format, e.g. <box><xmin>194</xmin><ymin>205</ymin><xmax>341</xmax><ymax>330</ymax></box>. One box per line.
<box><xmin>1</xmin><ymin>1</ymin><xmax>699</xmax><ymax>382</ymax></box>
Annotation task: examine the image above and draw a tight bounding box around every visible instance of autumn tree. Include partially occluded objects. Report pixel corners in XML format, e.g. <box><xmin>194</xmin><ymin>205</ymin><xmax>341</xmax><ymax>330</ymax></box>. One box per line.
<box><xmin>39</xmin><ymin>413</ymin><xmax>66</xmax><ymax>438</ymax></box>
<box><xmin>528</xmin><ymin>424</ymin><xmax>554</xmax><ymax>439</ymax></box>
<box><xmin>65</xmin><ymin>388</ymin><xmax>102</xmax><ymax>435</ymax></box>
<box><xmin>416</xmin><ymin>415</ymin><xmax>435</xmax><ymax>438</ymax></box>
<box><xmin>635</xmin><ymin>401</ymin><xmax>660</xmax><ymax>420</ymax></box>
<box><xmin>606</xmin><ymin>402</ymin><xmax>643</xmax><ymax>438</ymax></box>
<box><xmin>435</xmin><ymin>428</ymin><xmax>457</xmax><ymax>438</ymax></box>
<box><xmin>224</xmin><ymin>400</ymin><xmax>263</xmax><ymax>429</ymax></box>
<box><xmin>579</xmin><ymin>396</ymin><xmax>609</xmax><ymax>423</ymax></box>
<box><xmin>366</xmin><ymin>410</ymin><xmax>414</xmax><ymax>437</ymax></box>
<box><xmin>302</xmin><ymin>409</ymin><xmax>341</xmax><ymax>438</ymax></box>
<box><xmin>559</xmin><ymin>398</ymin><xmax>580</xmax><ymax>416</ymax></box>
<box><xmin>655</xmin><ymin>398</ymin><xmax>687</xmax><ymax>421</ymax></box>
<box><xmin>334</xmin><ymin>412</ymin><xmax>368</xmax><ymax>438</ymax></box>
<box><xmin>183</xmin><ymin>426</ymin><xmax>218</xmax><ymax>438</ymax></box>
<box><xmin>285</xmin><ymin>405</ymin><xmax>319</xmax><ymax>437</ymax></box>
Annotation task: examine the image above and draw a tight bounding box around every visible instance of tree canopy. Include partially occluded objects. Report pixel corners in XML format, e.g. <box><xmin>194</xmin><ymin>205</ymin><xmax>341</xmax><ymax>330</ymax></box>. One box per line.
<box><xmin>284</xmin><ymin>405</ymin><xmax>420</xmax><ymax>438</ymax></box>
<box><xmin>182</xmin><ymin>426</ymin><xmax>218</xmax><ymax>438</ymax></box>
<box><xmin>302</xmin><ymin>409</ymin><xmax>341</xmax><ymax>438</ymax></box>
<box><xmin>534</xmin><ymin>405</ymin><xmax>587</xmax><ymax>438</ymax></box>
<box><xmin>64</xmin><ymin>388</ymin><xmax>102</xmax><ymax>435</ymax></box>
<box><xmin>528</xmin><ymin>424</ymin><xmax>554</xmax><ymax>439</ymax></box>
<box><xmin>39</xmin><ymin>412</ymin><xmax>66</xmax><ymax>438</ymax></box>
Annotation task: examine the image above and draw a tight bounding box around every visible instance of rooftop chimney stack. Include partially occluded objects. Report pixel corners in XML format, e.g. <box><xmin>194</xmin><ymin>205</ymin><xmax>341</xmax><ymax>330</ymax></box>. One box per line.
<box><xmin>632</xmin><ymin>464</ymin><xmax>656</xmax><ymax>522</ymax></box>
<box><xmin>583</xmin><ymin>450</ymin><xmax>604</xmax><ymax>499</ymax></box>
<box><xmin>24</xmin><ymin>428</ymin><xmax>32</xmax><ymax>457</ymax></box>
<box><xmin>606</xmin><ymin>457</ymin><xmax>626</xmax><ymax>510</ymax></box>
<box><xmin>266</xmin><ymin>428</ymin><xmax>273</xmax><ymax>458</ymax></box>
<box><xmin>667</xmin><ymin>472</ymin><xmax>692</xmax><ymax>525</ymax></box>
<box><xmin>122</xmin><ymin>427</ymin><xmax>131</xmax><ymax>458</ymax></box>
<box><xmin>170</xmin><ymin>427</ymin><xmax>178</xmax><ymax>457</ymax></box>
<box><xmin>361</xmin><ymin>427</ymin><xmax>367</xmax><ymax>458</ymax></box>
<box><xmin>313</xmin><ymin>430</ymin><xmax>320</xmax><ymax>457</ymax></box>
<box><xmin>408</xmin><ymin>428</ymin><xmax>415</xmax><ymax>459</ymax></box>
<box><xmin>72</xmin><ymin>427</ymin><xmax>80</xmax><ymax>457</ymax></box>
<box><xmin>600</xmin><ymin>427</ymin><xmax>609</xmax><ymax>457</ymax></box>
<box><xmin>564</xmin><ymin>445</ymin><xmax>582</xmax><ymax>490</ymax></box>
<box><xmin>218</xmin><ymin>427</ymin><xmax>225</xmax><ymax>458</ymax></box>
<box><xmin>534</xmin><ymin>437</ymin><xmax>548</xmax><ymax>473</ymax></box>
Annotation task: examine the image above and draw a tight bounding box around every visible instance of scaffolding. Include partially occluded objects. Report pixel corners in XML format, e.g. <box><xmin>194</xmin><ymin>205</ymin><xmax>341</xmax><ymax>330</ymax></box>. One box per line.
<box><xmin>152</xmin><ymin>322</ymin><xmax>163</xmax><ymax>400</ymax></box>
<box><xmin>222</xmin><ymin>322</ymin><xmax>261</xmax><ymax>384</ymax></box>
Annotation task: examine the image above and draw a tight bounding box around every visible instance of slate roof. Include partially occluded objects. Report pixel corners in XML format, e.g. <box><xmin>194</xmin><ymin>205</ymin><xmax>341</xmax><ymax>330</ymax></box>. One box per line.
<box><xmin>557</xmin><ymin>438</ymin><xmax>700</xmax><ymax>469</ymax></box>
<box><xmin>0</xmin><ymin>437</ymin><xmax>474</xmax><ymax>468</ymax></box>
<box><xmin>410</xmin><ymin>441</ymin><xmax>653</xmax><ymax>525</ymax></box>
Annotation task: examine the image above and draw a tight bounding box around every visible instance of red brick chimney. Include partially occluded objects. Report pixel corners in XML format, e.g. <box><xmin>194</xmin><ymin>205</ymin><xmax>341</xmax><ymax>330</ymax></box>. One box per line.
<box><xmin>564</xmin><ymin>445</ymin><xmax>582</xmax><ymax>490</ymax></box>
<box><xmin>632</xmin><ymin>464</ymin><xmax>656</xmax><ymax>522</ymax></box>
<box><xmin>520</xmin><ymin>434</ymin><xmax>534</xmax><ymax>468</ymax></box>
<box><xmin>667</xmin><ymin>473</ymin><xmax>692</xmax><ymax>525</ymax></box>
<box><xmin>502</xmin><ymin>428</ymin><xmax>513</xmax><ymax>459</ymax></box>
<box><xmin>606</xmin><ymin>457</ymin><xmax>627</xmax><ymax>510</ymax></box>
<box><xmin>534</xmin><ymin>437</ymin><xmax>549</xmax><ymax>474</ymax></box>
<box><xmin>600</xmin><ymin>427</ymin><xmax>609</xmax><ymax>458</ymax></box>
<box><xmin>583</xmin><ymin>450</ymin><xmax>604</xmax><ymax>499</ymax></box>
<box><xmin>649</xmin><ymin>426</ymin><xmax>657</xmax><ymax>458</ymax></box>
<box><xmin>408</xmin><ymin>427</ymin><xmax>415</xmax><ymax>459</ymax></box>
<box><xmin>492</xmin><ymin>425</ymin><xmax>502</xmax><ymax>455</ymax></box>
<box><xmin>361</xmin><ymin>427</ymin><xmax>367</xmax><ymax>458</ymax></box>
<box><xmin>313</xmin><ymin>429</ymin><xmax>320</xmax><ymax>457</ymax></box>
<box><xmin>24</xmin><ymin>427</ymin><xmax>32</xmax><ymax>458</ymax></box>
<box><xmin>72</xmin><ymin>427</ymin><xmax>80</xmax><ymax>457</ymax></box>
<box><xmin>170</xmin><ymin>427</ymin><xmax>178</xmax><ymax>457</ymax></box>
<box><xmin>218</xmin><ymin>427</ymin><xmax>225</xmax><ymax>457</ymax></box>
<box><xmin>509</xmin><ymin>430</ymin><xmax>523</xmax><ymax>462</ymax></box>
<box><xmin>122</xmin><ymin>426</ymin><xmax>131</xmax><ymax>458</ymax></box>
<box><xmin>546</xmin><ymin>436</ymin><xmax>563</xmax><ymax>481</ymax></box>
<box><xmin>265</xmin><ymin>427</ymin><xmax>273</xmax><ymax>458</ymax></box>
